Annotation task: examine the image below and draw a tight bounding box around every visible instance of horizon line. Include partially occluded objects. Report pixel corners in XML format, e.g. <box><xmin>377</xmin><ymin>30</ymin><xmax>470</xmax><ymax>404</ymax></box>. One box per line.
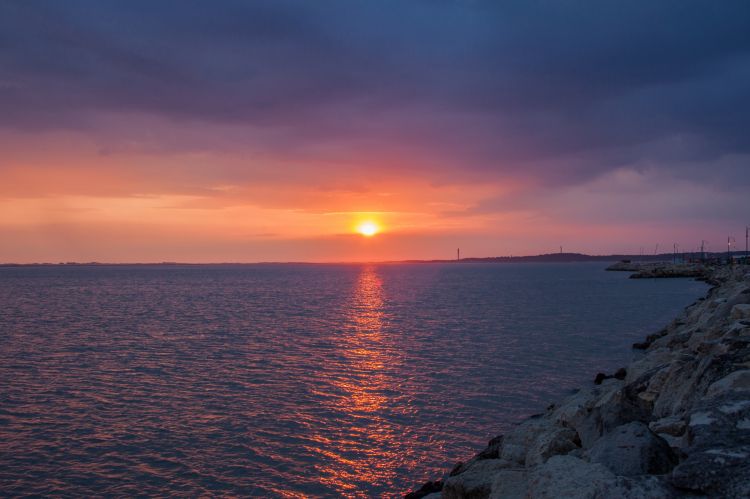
<box><xmin>2</xmin><ymin>250</ymin><xmax>739</xmax><ymax>267</ymax></box>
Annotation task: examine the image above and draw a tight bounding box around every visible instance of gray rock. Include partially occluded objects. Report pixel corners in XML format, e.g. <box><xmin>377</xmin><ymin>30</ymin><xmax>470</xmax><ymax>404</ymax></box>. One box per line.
<box><xmin>525</xmin><ymin>426</ymin><xmax>579</xmax><ymax>466</ymax></box>
<box><xmin>731</xmin><ymin>304</ymin><xmax>750</xmax><ymax>320</ymax></box>
<box><xmin>648</xmin><ymin>415</ymin><xmax>686</xmax><ymax>437</ymax></box>
<box><xmin>586</xmin><ymin>422</ymin><xmax>677</xmax><ymax>476</ymax></box>
<box><xmin>669</xmin><ymin>391</ymin><xmax>750</xmax><ymax>496</ymax></box>
<box><xmin>552</xmin><ymin>382</ymin><xmax>630</xmax><ymax>448</ymax></box>
<box><xmin>500</xmin><ymin>417</ymin><xmax>550</xmax><ymax>465</ymax></box>
<box><xmin>488</xmin><ymin>468</ymin><xmax>527</xmax><ymax>499</ymax></box>
<box><xmin>707</xmin><ymin>370</ymin><xmax>750</xmax><ymax>397</ymax></box>
<box><xmin>670</xmin><ymin>448</ymin><xmax>750</xmax><ymax>497</ymax></box>
<box><xmin>526</xmin><ymin>455</ymin><xmax>615</xmax><ymax>498</ymax></box>
<box><xmin>525</xmin><ymin>455</ymin><xmax>673</xmax><ymax>498</ymax></box>
<box><xmin>442</xmin><ymin>459</ymin><xmax>509</xmax><ymax>499</ymax></box>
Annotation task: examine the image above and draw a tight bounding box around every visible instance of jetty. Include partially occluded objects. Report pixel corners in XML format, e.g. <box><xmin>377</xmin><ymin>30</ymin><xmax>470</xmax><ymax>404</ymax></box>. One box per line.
<box><xmin>407</xmin><ymin>266</ymin><xmax>750</xmax><ymax>498</ymax></box>
<box><xmin>606</xmin><ymin>261</ymin><xmax>707</xmax><ymax>279</ymax></box>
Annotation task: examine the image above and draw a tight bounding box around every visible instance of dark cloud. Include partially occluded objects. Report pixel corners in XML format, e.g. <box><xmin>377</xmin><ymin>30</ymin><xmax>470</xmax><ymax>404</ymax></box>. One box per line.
<box><xmin>1</xmin><ymin>0</ymin><xmax>749</xmax><ymax>185</ymax></box>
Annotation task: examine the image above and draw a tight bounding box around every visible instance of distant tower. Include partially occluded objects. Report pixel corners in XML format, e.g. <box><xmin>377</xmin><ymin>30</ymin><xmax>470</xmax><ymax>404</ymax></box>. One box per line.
<box><xmin>457</xmin><ymin>248</ymin><xmax>460</xmax><ymax>262</ymax></box>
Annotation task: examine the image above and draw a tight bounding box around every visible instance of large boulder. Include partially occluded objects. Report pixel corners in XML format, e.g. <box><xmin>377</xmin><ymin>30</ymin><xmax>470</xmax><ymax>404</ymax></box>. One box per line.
<box><xmin>668</xmin><ymin>391</ymin><xmax>750</xmax><ymax>496</ymax></box>
<box><xmin>552</xmin><ymin>381</ymin><xmax>628</xmax><ymax>448</ymax></box>
<box><xmin>524</xmin><ymin>426</ymin><xmax>580</xmax><ymax>466</ymax></box>
<box><xmin>524</xmin><ymin>455</ymin><xmax>672</xmax><ymax>498</ymax></box>
<box><xmin>499</xmin><ymin>416</ymin><xmax>550</xmax><ymax>465</ymax></box>
<box><xmin>585</xmin><ymin>422</ymin><xmax>677</xmax><ymax>476</ymax></box>
<box><xmin>442</xmin><ymin>459</ymin><xmax>509</xmax><ymax>499</ymax></box>
<box><xmin>707</xmin><ymin>370</ymin><xmax>750</xmax><ymax>397</ymax></box>
<box><xmin>488</xmin><ymin>468</ymin><xmax>527</xmax><ymax>499</ymax></box>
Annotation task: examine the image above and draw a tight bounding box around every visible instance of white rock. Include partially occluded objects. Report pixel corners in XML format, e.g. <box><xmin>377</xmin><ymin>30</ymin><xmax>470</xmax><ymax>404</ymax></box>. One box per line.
<box><xmin>719</xmin><ymin>400</ymin><xmax>750</xmax><ymax>414</ymax></box>
<box><xmin>689</xmin><ymin>411</ymin><xmax>716</xmax><ymax>426</ymax></box>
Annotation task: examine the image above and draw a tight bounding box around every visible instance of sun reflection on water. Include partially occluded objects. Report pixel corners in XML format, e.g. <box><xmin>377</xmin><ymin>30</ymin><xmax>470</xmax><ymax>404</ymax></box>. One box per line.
<box><xmin>310</xmin><ymin>265</ymin><xmax>413</xmax><ymax>496</ymax></box>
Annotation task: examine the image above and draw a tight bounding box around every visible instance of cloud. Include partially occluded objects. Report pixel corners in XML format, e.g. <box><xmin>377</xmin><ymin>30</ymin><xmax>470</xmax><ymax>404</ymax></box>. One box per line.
<box><xmin>0</xmin><ymin>1</ymin><xmax>748</xmax><ymax>186</ymax></box>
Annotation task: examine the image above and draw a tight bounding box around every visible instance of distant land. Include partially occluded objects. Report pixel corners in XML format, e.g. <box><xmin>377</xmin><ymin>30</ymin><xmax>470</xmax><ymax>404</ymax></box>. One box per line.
<box><xmin>1</xmin><ymin>251</ymin><xmax>746</xmax><ymax>266</ymax></box>
<box><xmin>410</xmin><ymin>251</ymin><xmax>746</xmax><ymax>264</ymax></box>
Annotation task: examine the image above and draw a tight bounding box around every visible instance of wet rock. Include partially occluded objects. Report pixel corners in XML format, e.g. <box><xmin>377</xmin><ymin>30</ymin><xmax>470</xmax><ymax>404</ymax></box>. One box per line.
<box><xmin>585</xmin><ymin>421</ymin><xmax>677</xmax><ymax>476</ymax></box>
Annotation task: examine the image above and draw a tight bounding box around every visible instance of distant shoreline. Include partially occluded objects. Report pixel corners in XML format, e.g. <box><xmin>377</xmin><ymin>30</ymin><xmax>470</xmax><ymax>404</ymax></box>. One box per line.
<box><xmin>2</xmin><ymin>252</ymin><xmax>746</xmax><ymax>267</ymax></box>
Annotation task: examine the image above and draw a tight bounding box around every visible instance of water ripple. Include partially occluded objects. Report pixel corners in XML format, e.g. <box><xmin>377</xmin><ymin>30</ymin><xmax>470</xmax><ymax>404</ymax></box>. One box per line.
<box><xmin>0</xmin><ymin>263</ymin><xmax>706</xmax><ymax>496</ymax></box>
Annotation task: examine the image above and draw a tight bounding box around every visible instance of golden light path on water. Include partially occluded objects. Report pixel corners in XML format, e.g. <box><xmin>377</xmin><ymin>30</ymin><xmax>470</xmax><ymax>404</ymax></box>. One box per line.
<box><xmin>309</xmin><ymin>266</ymin><xmax>416</xmax><ymax>496</ymax></box>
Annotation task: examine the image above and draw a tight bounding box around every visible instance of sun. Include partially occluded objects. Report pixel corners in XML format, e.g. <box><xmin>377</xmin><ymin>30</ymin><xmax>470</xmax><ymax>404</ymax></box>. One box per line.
<box><xmin>356</xmin><ymin>221</ymin><xmax>379</xmax><ymax>237</ymax></box>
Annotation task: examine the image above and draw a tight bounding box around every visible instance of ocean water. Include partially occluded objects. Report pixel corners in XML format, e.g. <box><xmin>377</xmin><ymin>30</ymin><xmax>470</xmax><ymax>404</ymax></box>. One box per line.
<box><xmin>0</xmin><ymin>263</ymin><xmax>707</xmax><ymax>497</ymax></box>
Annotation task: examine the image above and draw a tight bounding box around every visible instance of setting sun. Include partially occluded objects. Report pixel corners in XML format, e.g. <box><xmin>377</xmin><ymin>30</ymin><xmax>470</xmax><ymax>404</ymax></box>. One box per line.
<box><xmin>356</xmin><ymin>221</ymin><xmax>380</xmax><ymax>237</ymax></box>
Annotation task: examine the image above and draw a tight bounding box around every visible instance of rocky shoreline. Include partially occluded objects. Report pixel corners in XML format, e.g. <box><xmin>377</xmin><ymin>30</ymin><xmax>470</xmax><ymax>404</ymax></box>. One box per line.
<box><xmin>606</xmin><ymin>261</ymin><xmax>706</xmax><ymax>279</ymax></box>
<box><xmin>407</xmin><ymin>266</ymin><xmax>750</xmax><ymax>498</ymax></box>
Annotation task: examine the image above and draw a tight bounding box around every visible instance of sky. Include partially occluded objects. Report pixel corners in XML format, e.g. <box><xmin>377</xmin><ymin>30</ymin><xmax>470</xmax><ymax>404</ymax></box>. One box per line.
<box><xmin>1</xmin><ymin>0</ymin><xmax>749</xmax><ymax>263</ymax></box>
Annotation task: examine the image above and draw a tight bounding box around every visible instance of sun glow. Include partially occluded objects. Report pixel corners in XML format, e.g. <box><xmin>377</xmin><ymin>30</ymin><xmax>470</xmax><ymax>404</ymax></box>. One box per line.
<box><xmin>356</xmin><ymin>221</ymin><xmax>379</xmax><ymax>237</ymax></box>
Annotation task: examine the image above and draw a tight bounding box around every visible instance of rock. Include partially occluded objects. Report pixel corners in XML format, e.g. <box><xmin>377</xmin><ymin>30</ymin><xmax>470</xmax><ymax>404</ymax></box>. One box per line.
<box><xmin>477</xmin><ymin>434</ymin><xmax>504</xmax><ymax>460</ymax></box>
<box><xmin>488</xmin><ymin>468</ymin><xmax>527</xmax><ymax>499</ymax></box>
<box><xmin>406</xmin><ymin>267</ymin><xmax>750</xmax><ymax>498</ymax></box>
<box><xmin>585</xmin><ymin>421</ymin><xmax>677</xmax><ymax>476</ymax></box>
<box><xmin>707</xmin><ymin>370</ymin><xmax>750</xmax><ymax>397</ymax></box>
<box><xmin>551</xmin><ymin>381</ymin><xmax>631</xmax><ymax>448</ymax></box>
<box><xmin>526</xmin><ymin>455</ymin><xmax>615</xmax><ymax>498</ymax></box>
<box><xmin>670</xmin><ymin>448</ymin><xmax>750</xmax><ymax>496</ymax></box>
<box><xmin>593</xmin><ymin>368</ymin><xmax>627</xmax><ymax>385</ymax></box>
<box><xmin>404</xmin><ymin>480</ymin><xmax>442</xmax><ymax>499</ymax></box>
<box><xmin>669</xmin><ymin>390</ymin><xmax>750</xmax><ymax>496</ymax></box>
<box><xmin>500</xmin><ymin>417</ymin><xmax>550</xmax><ymax>465</ymax></box>
<box><xmin>442</xmin><ymin>459</ymin><xmax>509</xmax><ymax>499</ymax></box>
<box><xmin>525</xmin><ymin>426</ymin><xmax>580</xmax><ymax>466</ymax></box>
<box><xmin>731</xmin><ymin>304</ymin><xmax>750</xmax><ymax>320</ymax></box>
<box><xmin>449</xmin><ymin>435</ymin><xmax>504</xmax><ymax>478</ymax></box>
<box><xmin>525</xmin><ymin>455</ymin><xmax>673</xmax><ymax>498</ymax></box>
<box><xmin>648</xmin><ymin>415</ymin><xmax>686</xmax><ymax>437</ymax></box>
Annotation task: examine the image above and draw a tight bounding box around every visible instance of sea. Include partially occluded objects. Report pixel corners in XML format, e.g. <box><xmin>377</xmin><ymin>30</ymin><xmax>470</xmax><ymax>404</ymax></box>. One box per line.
<box><xmin>0</xmin><ymin>262</ymin><xmax>707</xmax><ymax>497</ymax></box>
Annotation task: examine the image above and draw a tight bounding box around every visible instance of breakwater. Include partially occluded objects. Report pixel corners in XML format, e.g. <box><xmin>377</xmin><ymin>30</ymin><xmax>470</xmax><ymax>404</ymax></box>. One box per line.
<box><xmin>408</xmin><ymin>266</ymin><xmax>750</xmax><ymax>498</ymax></box>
